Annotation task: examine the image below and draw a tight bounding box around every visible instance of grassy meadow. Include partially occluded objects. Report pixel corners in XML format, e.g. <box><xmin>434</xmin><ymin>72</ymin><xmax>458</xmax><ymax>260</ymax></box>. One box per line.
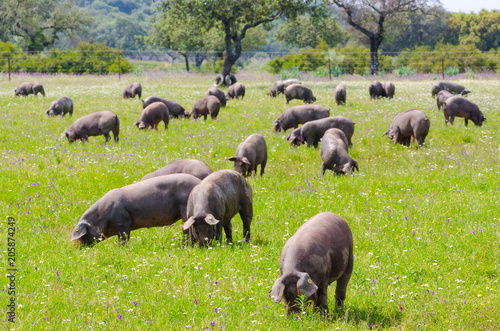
<box><xmin>0</xmin><ymin>71</ymin><xmax>499</xmax><ymax>330</ymax></box>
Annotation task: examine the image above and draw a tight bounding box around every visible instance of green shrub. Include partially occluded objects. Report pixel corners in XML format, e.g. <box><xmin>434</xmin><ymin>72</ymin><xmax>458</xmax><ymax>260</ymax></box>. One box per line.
<box><xmin>444</xmin><ymin>66</ymin><xmax>459</xmax><ymax>76</ymax></box>
<box><xmin>265</xmin><ymin>57</ymin><xmax>283</xmax><ymax>74</ymax></box>
<box><xmin>397</xmin><ymin>67</ymin><xmax>416</xmax><ymax>76</ymax></box>
<box><xmin>315</xmin><ymin>66</ymin><xmax>329</xmax><ymax>77</ymax></box>
<box><xmin>0</xmin><ymin>41</ymin><xmax>132</xmax><ymax>74</ymax></box>
<box><xmin>280</xmin><ymin>67</ymin><xmax>301</xmax><ymax>80</ymax></box>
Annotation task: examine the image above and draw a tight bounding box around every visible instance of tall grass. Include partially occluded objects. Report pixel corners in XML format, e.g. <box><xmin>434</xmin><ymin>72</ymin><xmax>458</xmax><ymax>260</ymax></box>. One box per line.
<box><xmin>0</xmin><ymin>73</ymin><xmax>499</xmax><ymax>330</ymax></box>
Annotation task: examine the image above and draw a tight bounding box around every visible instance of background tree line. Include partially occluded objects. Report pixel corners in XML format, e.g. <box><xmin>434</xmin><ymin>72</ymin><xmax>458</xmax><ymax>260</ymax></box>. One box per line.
<box><xmin>0</xmin><ymin>0</ymin><xmax>499</xmax><ymax>75</ymax></box>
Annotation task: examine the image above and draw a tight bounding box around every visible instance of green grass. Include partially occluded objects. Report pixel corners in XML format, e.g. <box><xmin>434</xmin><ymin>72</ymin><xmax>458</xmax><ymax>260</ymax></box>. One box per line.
<box><xmin>0</xmin><ymin>73</ymin><xmax>499</xmax><ymax>330</ymax></box>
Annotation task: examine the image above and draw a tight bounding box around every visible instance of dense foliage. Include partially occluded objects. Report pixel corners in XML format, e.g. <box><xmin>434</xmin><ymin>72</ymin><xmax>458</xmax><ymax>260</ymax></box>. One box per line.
<box><xmin>0</xmin><ymin>42</ymin><xmax>132</xmax><ymax>74</ymax></box>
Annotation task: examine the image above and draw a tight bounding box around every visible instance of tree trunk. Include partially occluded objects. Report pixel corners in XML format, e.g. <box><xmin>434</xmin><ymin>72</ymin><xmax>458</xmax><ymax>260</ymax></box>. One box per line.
<box><xmin>370</xmin><ymin>38</ymin><xmax>379</xmax><ymax>75</ymax></box>
<box><xmin>181</xmin><ymin>53</ymin><xmax>190</xmax><ymax>72</ymax></box>
<box><xmin>195</xmin><ymin>53</ymin><xmax>205</xmax><ymax>70</ymax></box>
<box><xmin>221</xmin><ymin>56</ymin><xmax>235</xmax><ymax>77</ymax></box>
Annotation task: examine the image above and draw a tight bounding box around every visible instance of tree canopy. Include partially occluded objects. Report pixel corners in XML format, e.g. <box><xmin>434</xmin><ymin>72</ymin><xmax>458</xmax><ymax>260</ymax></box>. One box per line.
<box><xmin>448</xmin><ymin>10</ymin><xmax>500</xmax><ymax>51</ymax></box>
<box><xmin>157</xmin><ymin>0</ymin><xmax>314</xmax><ymax>80</ymax></box>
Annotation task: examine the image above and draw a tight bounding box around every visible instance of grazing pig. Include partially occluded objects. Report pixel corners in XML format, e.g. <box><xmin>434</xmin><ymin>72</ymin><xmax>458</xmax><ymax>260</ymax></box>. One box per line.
<box><xmin>269</xmin><ymin>212</ymin><xmax>353</xmax><ymax>313</ymax></box>
<box><xmin>273</xmin><ymin>105</ymin><xmax>330</xmax><ymax>132</ymax></box>
<box><xmin>14</xmin><ymin>82</ymin><xmax>45</xmax><ymax>97</ymax></box>
<box><xmin>369</xmin><ymin>81</ymin><xmax>387</xmax><ymax>99</ymax></box>
<box><xmin>431</xmin><ymin>81</ymin><xmax>470</xmax><ymax>97</ymax></box>
<box><xmin>226</xmin><ymin>82</ymin><xmax>246</xmax><ymax>100</ymax></box>
<box><xmin>334</xmin><ymin>84</ymin><xmax>346</xmax><ymax>105</ymax></box>
<box><xmin>443</xmin><ymin>96</ymin><xmax>485</xmax><ymax>127</ymax></box>
<box><xmin>383</xmin><ymin>81</ymin><xmax>395</xmax><ymax>99</ymax></box>
<box><xmin>206</xmin><ymin>87</ymin><xmax>227</xmax><ymax>107</ymax></box>
<box><xmin>436</xmin><ymin>90</ymin><xmax>453</xmax><ymax>110</ymax></box>
<box><xmin>182</xmin><ymin>169</ymin><xmax>253</xmax><ymax>248</ymax></box>
<box><xmin>191</xmin><ymin>95</ymin><xmax>221</xmax><ymax>120</ymax></box>
<box><xmin>284</xmin><ymin>84</ymin><xmax>316</xmax><ymax>104</ymax></box>
<box><xmin>63</xmin><ymin>110</ymin><xmax>119</xmax><ymax>143</ymax></box>
<box><xmin>122</xmin><ymin>82</ymin><xmax>142</xmax><ymax>99</ymax></box>
<box><xmin>228</xmin><ymin>134</ymin><xmax>267</xmax><ymax>177</ymax></box>
<box><xmin>268</xmin><ymin>79</ymin><xmax>302</xmax><ymax>97</ymax></box>
<box><xmin>141</xmin><ymin>159</ymin><xmax>213</xmax><ymax>181</ymax></box>
<box><xmin>287</xmin><ymin>116</ymin><xmax>355</xmax><ymax>148</ymax></box>
<box><xmin>46</xmin><ymin>96</ymin><xmax>73</xmax><ymax>117</ymax></box>
<box><xmin>320</xmin><ymin>128</ymin><xmax>358</xmax><ymax>175</ymax></box>
<box><xmin>384</xmin><ymin>109</ymin><xmax>430</xmax><ymax>147</ymax></box>
<box><xmin>134</xmin><ymin>102</ymin><xmax>169</xmax><ymax>130</ymax></box>
<box><xmin>70</xmin><ymin>174</ymin><xmax>202</xmax><ymax>245</ymax></box>
<box><xmin>142</xmin><ymin>96</ymin><xmax>188</xmax><ymax>118</ymax></box>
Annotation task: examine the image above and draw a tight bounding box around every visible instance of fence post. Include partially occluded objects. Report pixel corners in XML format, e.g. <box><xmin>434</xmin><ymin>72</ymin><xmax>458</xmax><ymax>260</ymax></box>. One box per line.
<box><xmin>328</xmin><ymin>55</ymin><xmax>332</xmax><ymax>81</ymax></box>
<box><xmin>441</xmin><ymin>56</ymin><xmax>444</xmax><ymax>80</ymax></box>
<box><xmin>8</xmin><ymin>57</ymin><xmax>11</xmax><ymax>82</ymax></box>
<box><xmin>118</xmin><ymin>51</ymin><xmax>121</xmax><ymax>81</ymax></box>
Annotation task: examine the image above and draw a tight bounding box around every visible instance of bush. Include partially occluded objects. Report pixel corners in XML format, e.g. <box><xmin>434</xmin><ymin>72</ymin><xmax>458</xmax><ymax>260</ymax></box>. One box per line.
<box><xmin>397</xmin><ymin>67</ymin><xmax>417</xmax><ymax>76</ymax></box>
<box><xmin>444</xmin><ymin>66</ymin><xmax>459</xmax><ymax>76</ymax></box>
<box><xmin>280</xmin><ymin>67</ymin><xmax>301</xmax><ymax>80</ymax></box>
<box><xmin>0</xmin><ymin>41</ymin><xmax>132</xmax><ymax>74</ymax></box>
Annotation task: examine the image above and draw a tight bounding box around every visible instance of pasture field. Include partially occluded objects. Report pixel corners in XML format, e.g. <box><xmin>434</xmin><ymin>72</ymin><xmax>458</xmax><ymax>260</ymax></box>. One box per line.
<box><xmin>0</xmin><ymin>72</ymin><xmax>499</xmax><ymax>330</ymax></box>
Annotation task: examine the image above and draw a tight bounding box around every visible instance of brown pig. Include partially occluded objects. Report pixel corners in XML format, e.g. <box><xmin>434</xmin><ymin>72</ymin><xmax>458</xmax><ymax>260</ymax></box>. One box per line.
<box><xmin>436</xmin><ymin>90</ymin><xmax>453</xmax><ymax>110</ymax></box>
<box><xmin>134</xmin><ymin>102</ymin><xmax>169</xmax><ymax>130</ymax></box>
<box><xmin>228</xmin><ymin>134</ymin><xmax>267</xmax><ymax>177</ymax></box>
<box><xmin>269</xmin><ymin>212</ymin><xmax>354</xmax><ymax>314</ymax></box>
<box><xmin>206</xmin><ymin>87</ymin><xmax>227</xmax><ymax>107</ymax></box>
<box><xmin>15</xmin><ymin>82</ymin><xmax>45</xmax><ymax>97</ymax></box>
<box><xmin>442</xmin><ymin>96</ymin><xmax>485</xmax><ymax>127</ymax></box>
<box><xmin>320</xmin><ymin>128</ymin><xmax>358</xmax><ymax>175</ymax></box>
<box><xmin>226</xmin><ymin>82</ymin><xmax>246</xmax><ymax>100</ymax></box>
<box><xmin>142</xmin><ymin>96</ymin><xmax>188</xmax><ymax>118</ymax></box>
<box><xmin>70</xmin><ymin>174</ymin><xmax>202</xmax><ymax>245</ymax></box>
<box><xmin>122</xmin><ymin>83</ymin><xmax>142</xmax><ymax>99</ymax></box>
<box><xmin>287</xmin><ymin>116</ymin><xmax>355</xmax><ymax>148</ymax></box>
<box><xmin>273</xmin><ymin>105</ymin><xmax>330</xmax><ymax>132</ymax></box>
<box><xmin>191</xmin><ymin>95</ymin><xmax>221</xmax><ymax>120</ymax></box>
<box><xmin>284</xmin><ymin>84</ymin><xmax>316</xmax><ymax>104</ymax></box>
<box><xmin>63</xmin><ymin>110</ymin><xmax>119</xmax><ymax>143</ymax></box>
<box><xmin>384</xmin><ymin>109</ymin><xmax>430</xmax><ymax>147</ymax></box>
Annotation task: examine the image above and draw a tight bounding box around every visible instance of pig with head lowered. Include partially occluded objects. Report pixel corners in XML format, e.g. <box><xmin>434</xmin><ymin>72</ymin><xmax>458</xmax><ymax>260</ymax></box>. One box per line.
<box><xmin>15</xmin><ymin>82</ymin><xmax>45</xmax><ymax>97</ymax></box>
<box><xmin>63</xmin><ymin>110</ymin><xmax>119</xmax><ymax>143</ymax></box>
<box><xmin>268</xmin><ymin>79</ymin><xmax>302</xmax><ymax>97</ymax></box>
<box><xmin>436</xmin><ymin>90</ymin><xmax>453</xmax><ymax>110</ymax></box>
<box><xmin>122</xmin><ymin>83</ymin><xmax>142</xmax><ymax>99</ymax></box>
<box><xmin>141</xmin><ymin>159</ymin><xmax>213</xmax><ymax>181</ymax></box>
<box><xmin>226</xmin><ymin>82</ymin><xmax>246</xmax><ymax>100</ymax></box>
<box><xmin>142</xmin><ymin>96</ymin><xmax>188</xmax><ymax>118</ymax></box>
<box><xmin>287</xmin><ymin>116</ymin><xmax>355</xmax><ymax>148</ymax></box>
<box><xmin>383</xmin><ymin>81</ymin><xmax>395</xmax><ymax>99</ymax></box>
<box><xmin>206</xmin><ymin>87</ymin><xmax>227</xmax><ymax>107</ymax></box>
<box><xmin>229</xmin><ymin>134</ymin><xmax>267</xmax><ymax>177</ymax></box>
<box><xmin>334</xmin><ymin>84</ymin><xmax>346</xmax><ymax>105</ymax></box>
<box><xmin>320</xmin><ymin>128</ymin><xmax>358</xmax><ymax>175</ymax></box>
<box><xmin>431</xmin><ymin>81</ymin><xmax>470</xmax><ymax>97</ymax></box>
<box><xmin>70</xmin><ymin>173</ymin><xmax>202</xmax><ymax>245</ymax></box>
<box><xmin>269</xmin><ymin>212</ymin><xmax>354</xmax><ymax>314</ymax></box>
<box><xmin>284</xmin><ymin>84</ymin><xmax>316</xmax><ymax>104</ymax></box>
<box><xmin>273</xmin><ymin>105</ymin><xmax>330</xmax><ymax>132</ymax></box>
<box><xmin>442</xmin><ymin>96</ymin><xmax>485</xmax><ymax>127</ymax></box>
<box><xmin>134</xmin><ymin>102</ymin><xmax>169</xmax><ymax>130</ymax></box>
<box><xmin>369</xmin><ymin>81</ymin><xmax>387</xmax><ymax>99</ymax></box>
<box><xmin>191</xmin><ymin>95</ymin><xmax>221</xmax><ymax>120</ymax></box>
<box><xmin>182</xmin><ymin>169</ymin><xmax>253</xmax><ymax>248</ymax></box>
<box><xmin>46</xmin><ymin>96</ymin><xmax>73</xmax><ymax>117</ymax></box>
<box><xmin>384</xmin><ymin>109</ymin><xmax>430</xmax><ymax>148</ymax></box>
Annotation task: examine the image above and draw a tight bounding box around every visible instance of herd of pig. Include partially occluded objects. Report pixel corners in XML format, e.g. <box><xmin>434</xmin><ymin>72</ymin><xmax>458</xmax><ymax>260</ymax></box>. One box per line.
<box><xmin>13</xmin><ymin>77</ymin><xmax>486</xmax><ymax>314</ymax></box>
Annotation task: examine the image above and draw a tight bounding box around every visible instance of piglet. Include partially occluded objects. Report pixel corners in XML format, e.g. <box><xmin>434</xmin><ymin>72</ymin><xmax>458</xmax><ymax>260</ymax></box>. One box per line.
<box><xmin>229</xmin><ymin>134</ymin><xmax>267</xmax><ymax>177</ymax></box>
<box><xmin>270</xmin><ymin>212</ymin><xmax>354</xmax><ymax>314</ymax></box>
<box><xmin>71</xmin><ymin>174</ymin><xmax>202</xmax><ymax>245</ymax></box>
<box><xmin>63</xmin><ymin>110</ymin><xmax>119</xmax><ymax>143</ymax></box>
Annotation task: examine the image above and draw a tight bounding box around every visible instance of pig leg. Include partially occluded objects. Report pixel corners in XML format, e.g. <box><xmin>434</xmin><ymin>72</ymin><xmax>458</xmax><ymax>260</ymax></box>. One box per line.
<box><xmin>103</xmin><ymin>132</ymin><xmax>111</xmax><ymax>143</ymax></box>
<box><xmin>223</xmin><ymin>222</ymin><xmax>233</xmax><ymax>243</ymax></box>
<box><xmin>316</xmin><ymin>283</ymin><xmax>329</xmax><ymax>314</ymax></box>
<box><xmin>164</xmin><ymin>119</ymin><xmax>168</xmax><ymax>130</ymax></box>
<box><xmin>335</xmin><ymin>254</ymin><xmax>353</xmax><ymax>310</ymax></box>
<box><xmin>444</xmin><ymin>114</ymin><xmax>450</xmax><ymax>125</ymax></box>
<box><xmin>260</xmin><ymin>158</ymin><xmax>266</xmax><ymax>176</ymax></box>
<box><xmin>464</xmin><ymin>118</ymin><xmax>468</xmax><ymax>127</ymax></box>
<box><xmin>449</xmin><ymin>115</ymin><xmax>455</xmax><ymax>125</ymax></box>
<box><xmin>320</xmin><ymin>163</ymin><xmax>326</xmax><ymax>175</ymax></box>
<box><xmin>203</xmin><ymin>114</ymin><xmax>207</xmax><ymax>120</ymax></box>
<box><xmin>110</xmin><ymin>207</ymin><xmax>132</xmax><ymax>243</ymax></box>
<box><xmin>239</xmin><ymin>203</ymin><xmax>253</xmax><ymax>242</ymax></box>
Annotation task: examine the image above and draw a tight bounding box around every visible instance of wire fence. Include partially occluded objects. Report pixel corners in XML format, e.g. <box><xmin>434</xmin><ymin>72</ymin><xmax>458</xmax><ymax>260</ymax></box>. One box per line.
<box><xmin>1</xmin><ymin>49</ymin><xmax>499</xmax><ymax>80</ymax></box>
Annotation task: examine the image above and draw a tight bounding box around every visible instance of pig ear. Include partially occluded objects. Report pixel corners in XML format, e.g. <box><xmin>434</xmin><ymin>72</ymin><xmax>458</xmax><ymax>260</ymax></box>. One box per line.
<box><xmin>269</xmin><ymin>277</ymin><xmax>285</xmax><ymax>303</ymax></box>
<box><xmin>241</xmin><ymin>157</ymin><xmax>251</xmax><ymax>165</ymax></box>
<box><xmin>70</xmin><ymin>223</ymin><xmax>88</xmax><ymax>242</ymax></box>
<box><xmin>228</xmin><ymin>156</ymin><xmax>238</xmax><ymax>162</ymax></box>
<box><xmin>297</xmin><ymin>273</ymin><xmax>318</xmax><ymax>298</ymax></box>
<box><xmin>205</xmin><ymin>214</ymin><xmax>219</xmax><ymax>226</ymax></box>
<box><xmin>182</xmin><ymin>217</ymin><xmax>195</xmax><ymax>230</ymax></box>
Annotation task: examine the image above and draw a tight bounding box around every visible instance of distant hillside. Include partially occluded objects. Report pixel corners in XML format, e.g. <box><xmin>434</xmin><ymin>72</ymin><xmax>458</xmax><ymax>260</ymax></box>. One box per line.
<box><xmin>70</xmin><ymin>0</ymin><xmax>159</xmax><ymax>50</ymax></box>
